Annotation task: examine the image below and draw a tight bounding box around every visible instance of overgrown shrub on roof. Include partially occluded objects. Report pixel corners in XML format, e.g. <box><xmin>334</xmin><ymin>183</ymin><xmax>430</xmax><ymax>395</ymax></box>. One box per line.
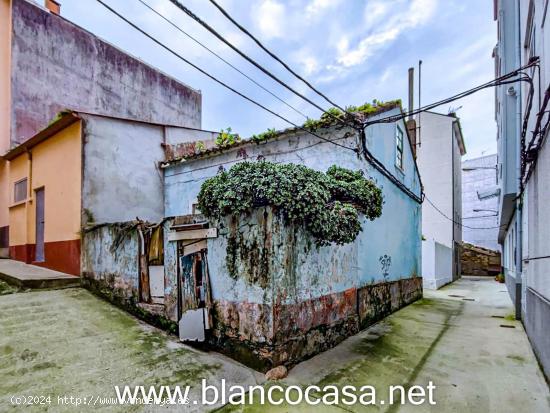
<box><xmin>197</xmin><ymin>161</ymin><xmax>383</xmax><ymax>245</ymax></box>
<box><xmin>302</xmin><ymin>99</ymin><xmax>402</xmax><ymax>131</ymax></box>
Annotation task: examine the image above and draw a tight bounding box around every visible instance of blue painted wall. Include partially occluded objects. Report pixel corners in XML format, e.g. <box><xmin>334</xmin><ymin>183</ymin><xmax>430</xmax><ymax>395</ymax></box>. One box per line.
<box><xmin>163</xmin><ymin>108</ymin><xmax>422</xmax><ymax>304</ymax></box>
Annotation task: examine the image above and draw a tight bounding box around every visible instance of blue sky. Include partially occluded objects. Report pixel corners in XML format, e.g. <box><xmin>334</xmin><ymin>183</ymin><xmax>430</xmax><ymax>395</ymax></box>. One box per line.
<box><xmin>52</xmin><ymin>0</ymin><xmax>496</xmax><ymax>159</ymax></box>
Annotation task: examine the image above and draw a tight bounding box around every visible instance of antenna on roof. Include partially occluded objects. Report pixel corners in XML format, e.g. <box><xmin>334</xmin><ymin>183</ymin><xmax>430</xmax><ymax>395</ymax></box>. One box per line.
<box><xmin>448</xmin><ymin>105</ymin><xmax>463</xmax><ymax>115</ymax></box>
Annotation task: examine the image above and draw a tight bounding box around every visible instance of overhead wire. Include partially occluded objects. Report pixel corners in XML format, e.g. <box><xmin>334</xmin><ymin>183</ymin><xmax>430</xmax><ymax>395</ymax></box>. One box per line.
<box><xmin>424</xmin><ymin>196</ymin><xmax>508</xmax><ymax>230</ymax></box>
<box><xmin>94</xmin><ymin>0</ymin><xmax>357</xmax><ymax>152</ymax></box>
<box><xmin>135</xmin><ymin>0</ymin><xmax>308</xmax><ymax>120</ymax></box>
<box><xmin>362</xmin><ymin>63</ymin><xmax>538</xmax><ymax>127</ymax></box>
<box><xmin>97</xmin><ymin>0</ymin><xmax>542</xmax><ymax>214</ymax></box>
<box><xmin>167</xmin><ymin>0</ymin><xmax>360</xmax><ymax>131</ymax></box>
<box><xmin>207</xmin><ymin>0</ymin><xmax>351</xmax><ymax>116</ymax></box>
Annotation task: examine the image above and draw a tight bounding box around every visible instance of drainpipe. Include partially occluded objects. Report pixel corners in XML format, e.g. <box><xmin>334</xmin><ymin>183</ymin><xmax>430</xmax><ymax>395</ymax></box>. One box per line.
<box><xmin>451</xmin><ymin>121</ymin><xmax>456</xmax><ymax>281</ymax></box>
<box><xmin>514</xmin><ymin>0</ymin><xmax>523</xmax><ymax>320</ymax></box>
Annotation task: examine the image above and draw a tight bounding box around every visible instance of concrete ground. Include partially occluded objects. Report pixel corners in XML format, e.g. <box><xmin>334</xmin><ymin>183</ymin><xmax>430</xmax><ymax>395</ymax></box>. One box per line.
<box><xmin>222</xmin><ymin>277</ymin><xmax>550</xmax><ymax>412</ymax></box>
<box><xmin>0</xmin><ymin>259</ymin><xmax>79</xmax><ymax>289</ymax></box>
<box><xmin>0</xmin><ymin>288</ymin><xmax>262</xmax><ymax>412</ymax></box>
<box><xmin>0</xmin><ymin>277</ymin><xmax>548</xmax><ymax>412</ymax></box>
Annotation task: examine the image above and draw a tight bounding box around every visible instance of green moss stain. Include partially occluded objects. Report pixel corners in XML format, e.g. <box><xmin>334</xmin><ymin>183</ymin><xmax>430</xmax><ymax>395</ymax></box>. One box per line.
<box><xmin>0</xmin><ymin>288</ymin><xmax>224</xmax><ymax>399</ymax></box>
<box><xmin>0</xmin><ymin>280</ymin><xmax>20</xmax><ymax>295</ymax></box>
<box><xmin>225</xmin><ymin>212</ymin><xmax>271</xmax><ymax>289</ymax></box>
<box><xmin>504</xmin><ymin>313</ymin><xmax>516</xmax><ymax>321</ymax></box>
<box><xmin>506</xmin><ymin>354</ymin><xmax>526</xmax><ymax>363</ymax></box>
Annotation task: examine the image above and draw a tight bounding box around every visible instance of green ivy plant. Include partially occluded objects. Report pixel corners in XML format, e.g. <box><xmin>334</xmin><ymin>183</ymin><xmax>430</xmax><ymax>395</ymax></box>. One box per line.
<box><xmin>197</xmin><ymin>161</ymin><xmax>383</xmax><ymax>245</ymax></box>
<box><xmin>215</xmin><ymin>127</ymin><xmax>241</xmax><ymax>148</ymax></box>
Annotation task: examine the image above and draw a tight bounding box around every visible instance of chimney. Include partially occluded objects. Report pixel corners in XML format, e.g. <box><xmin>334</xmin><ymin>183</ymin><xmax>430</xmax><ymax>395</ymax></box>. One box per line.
<box><xmin>408</xmin><ymin>67</ymin><xmax>414</xmax><ymax>120</ymax></box>
<box><xmin>45</xmin><ymin>0</ymin><xmax>60</xmax><ymax>15</ymax></box>
<box><xmin>407</xmin><ymin>119</ymin><xmax>417</xmax><ymax>158</ymax></box>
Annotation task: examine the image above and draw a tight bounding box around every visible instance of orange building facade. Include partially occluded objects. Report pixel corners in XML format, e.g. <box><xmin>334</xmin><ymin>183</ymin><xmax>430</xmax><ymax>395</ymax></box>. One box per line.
<box><xmin>0</xmin><ymin>0</ymin><xmax>201</xmax><ymax>261</ymax></box>
<box><xmin>3</xmin><ymin>115</ymin><xmax>82</xmax><ymax>275</ymax></box>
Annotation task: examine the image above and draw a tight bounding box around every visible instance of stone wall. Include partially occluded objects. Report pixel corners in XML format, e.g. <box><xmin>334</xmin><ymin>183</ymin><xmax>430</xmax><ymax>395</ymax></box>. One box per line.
<box><xmin>460</xmin><ymin>242</ymin><xmax>501</xmax><ymax>277</ymax></box>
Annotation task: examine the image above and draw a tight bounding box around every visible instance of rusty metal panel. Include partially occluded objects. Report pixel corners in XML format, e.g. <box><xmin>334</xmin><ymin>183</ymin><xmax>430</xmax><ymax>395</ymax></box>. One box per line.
<box><xmin>179</xmin><ymin>308</ymin><xmax>206</xmax><ymax>342</ymax></box>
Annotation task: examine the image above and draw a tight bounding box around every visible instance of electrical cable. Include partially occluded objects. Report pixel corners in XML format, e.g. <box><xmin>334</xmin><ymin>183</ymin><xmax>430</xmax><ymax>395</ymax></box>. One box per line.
<box><xmin>363</xmin><ymin>63</ymin><xmax>538</xmax><ymax>127</ymax></box>
<box><xmin>135</xmin><ymin>0</ymin><xmax>308</xmax><ymax>120</ymax></box>
<box><xmin>424</xmin><ymin>196</ymin><xmax>508</xmax><ymax>230</ymax></box>
<box><xmin>94</xmin><ymin>0</ymin><xmax>357</xmax><ymax>152</ymax></box>
<box><xmin>359</xmin><ymin>129</ymin><xmax>422</xmax><ymax>204</ymax></box>
<box><xmin>167</xmin><ymin>0</ymin><xmax>360</xmax><ymax>131</ymax></box>
<box><xmin>207</xmin><ymin>0</ymin><xmax>350</xmax><ymax>116</ymax></box>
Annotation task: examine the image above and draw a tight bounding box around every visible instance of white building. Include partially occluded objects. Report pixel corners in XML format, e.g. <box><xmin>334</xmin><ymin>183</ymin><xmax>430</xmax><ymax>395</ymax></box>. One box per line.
<box><xmin>416</xmin><ymin>111</ymin><xmax>466</xmax><ymax>289</ymax></box>
<box><xmin>462</xmin><ymin>154</ymin><xmax>500</xmax><ymax>252</ymax></box>
<box><xmin>494</xmin><ymin>0</ymin><xmax>550</xmax><ymax>379</ymax></box>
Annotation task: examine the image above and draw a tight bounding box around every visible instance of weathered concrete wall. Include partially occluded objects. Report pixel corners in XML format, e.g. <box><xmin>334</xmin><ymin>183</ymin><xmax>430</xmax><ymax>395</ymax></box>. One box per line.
<box><xmin>81</xmin><ymin>224</ymin><xmax>140</xmax><ymax>303</ymax></box>
<box><xmin>81</xmin><ymin>115</ymin><xmax>165</xmax><ymax>225</ymax></box>
<box><xmin>81</xmin><ymin>222</ymin><xmax>177</xmax><ymax>333</ymax></box>
<box><xmin>81</xmin><ymin>114</ymin><xmax>217</xmax><ymax>225</ymax></box>
<box><xmin>164</xmin><ymin>110</ymin><xmax>423</xmax><ymax>369</ymax></box>
<box><xmin>202</xmin><ymin>207</ymin><xmax>421</xmax><ymax>369</ymax></box>
<box><xmin>9</xmin><ymin>0</ymin><xmax>201</xmax><ymax>146</ymax></box>
<box><xmin>0</xmin><ymin>0</ymin><xmax>12</xmax><ymax>254</ymax></box>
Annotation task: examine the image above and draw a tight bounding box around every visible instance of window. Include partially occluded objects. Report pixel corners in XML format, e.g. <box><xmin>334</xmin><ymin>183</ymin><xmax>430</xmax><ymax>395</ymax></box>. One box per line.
<box><xmin>13</xmin><ymin>178</ymin><xmax>27</xmax><ymax>203</ymax></box>
<box><xmin>395</xmin><ymin>125</ymin><xmax>404</xmax><ymax>169</ymax></box>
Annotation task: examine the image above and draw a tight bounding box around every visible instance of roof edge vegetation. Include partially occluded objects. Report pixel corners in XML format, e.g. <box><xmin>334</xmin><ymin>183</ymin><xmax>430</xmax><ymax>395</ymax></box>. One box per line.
<box><xmin>163</xmin><ymin>99</ymin><xmax>403</xmax><ymax>165</ymax></box>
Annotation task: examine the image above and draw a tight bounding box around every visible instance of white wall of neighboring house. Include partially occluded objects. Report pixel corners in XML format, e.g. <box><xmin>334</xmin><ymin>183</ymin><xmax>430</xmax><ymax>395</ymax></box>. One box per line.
<box><xmin>495</xmin><ymin>0</ymin><xmax>550</xmax><ymax>379</ymax></box>
<box><xmin>417</xmin><ymin>111</ymin><xmax>465</xmax><ymax>289</ymax></box>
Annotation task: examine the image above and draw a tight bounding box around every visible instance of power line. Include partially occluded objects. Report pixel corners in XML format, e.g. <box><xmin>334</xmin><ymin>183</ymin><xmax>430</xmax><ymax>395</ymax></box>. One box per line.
<box><xmin>359</xmin><ymin>129</ymin><xmax>422</xmax><ymax>203</ymax></box>
<box><xmin>362</xmin><ymin>63</ymin><xmax>538</xmax><ymax>127</ymax></box>
<box><xmin>424</xmin><ymin>196</ymin><xmax>507</xmax><ymax>230</ymax></box>
<box><xmin>207</xmin><ymin>0</ymin><xmax>349</xmax><ymax>116</ymax></box>
<box><xmin>94</xmin><ymin>0</ymin><xmax>356</xmax><ymax>152</ymax></box>
<box><xmin>167</xmin><ymin>0</ymin><xmax>359</xmax><ymax>131</ymax></box>
<box><xmin>135</xmin><ymin>0</ymin><xmax>308</xmax><ymax>120</ymax></box>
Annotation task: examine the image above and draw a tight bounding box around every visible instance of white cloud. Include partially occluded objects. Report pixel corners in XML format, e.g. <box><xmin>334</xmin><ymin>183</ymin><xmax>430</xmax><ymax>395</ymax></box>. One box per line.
<box><xmin>293</xmin><ymin>51</ymin><xmax>319</xmax><ymax>75</ymax></box>
<box><xmin>305</xmin><ymin>0</ymin><xmax>342</xmax><ymax>19</ymax></box>
<box><xmin>364</xmin><ymin>0</ymin><xmax>391</xmax><ymax>28</ymax></box>
<box><xmin>335</xmin><ymin>0</ymin><xmax>438</xmax><ymax>68</ymax></box>
<box><xmin>252</xmin><ymin>0</ymin><xmax>286</xmax><ymax>39</ymax></box>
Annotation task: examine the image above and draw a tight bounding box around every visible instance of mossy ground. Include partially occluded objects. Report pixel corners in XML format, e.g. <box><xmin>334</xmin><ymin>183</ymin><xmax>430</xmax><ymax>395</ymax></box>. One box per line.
<box><xmin>0</xmin><ymin>288</ymin><xmax>256</xmax><ymax>412</ymax></box>
<box><xmin>215</xmin><ymin>279</ymin><xmax>550</xmax><ymax>413</ymax></box>
<box><xmin>0</xmin><ymin>280</ymin><xmax>21</xmax><ymax>295</ymax></box>
<box><xmin>216</xmin><ymin>298</ymin><xmax>462</xmax><ymax>413</ymax></box>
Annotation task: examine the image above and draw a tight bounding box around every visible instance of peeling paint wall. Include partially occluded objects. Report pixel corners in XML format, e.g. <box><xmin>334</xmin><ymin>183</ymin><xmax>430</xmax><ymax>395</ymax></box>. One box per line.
<box><xmin>81</xmin><ymin>221</ymin><xmax>178</xmax><ymax>333</ymax></box>
<box><xmin>202</xmin><ymin>207</ymin><xmax>421</xmax><ymax>369</ymax></box>
<box><xmin>164</xmin><ymin>110</ymin><xmax>423</xmax><ymax>369</ymax></box>
<box><xmin>81</xmin><ymin>224</ymin><xmax>140</xmax><ymax>303</ymax></box>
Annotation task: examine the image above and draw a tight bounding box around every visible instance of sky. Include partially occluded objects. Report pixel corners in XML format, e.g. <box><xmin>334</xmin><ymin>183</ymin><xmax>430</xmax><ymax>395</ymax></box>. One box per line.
<box><xmin>50</xmin><ymin>0</ymin><xmax>496</xmax><ymax>160</ymax></box>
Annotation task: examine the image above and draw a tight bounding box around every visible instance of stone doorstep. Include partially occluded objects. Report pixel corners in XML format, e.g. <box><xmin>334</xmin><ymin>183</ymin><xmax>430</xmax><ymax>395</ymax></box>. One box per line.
<box><xmin>0</xmin><ymin>259</ymin><xmax>80</xmax><ymax>290</ymax></box>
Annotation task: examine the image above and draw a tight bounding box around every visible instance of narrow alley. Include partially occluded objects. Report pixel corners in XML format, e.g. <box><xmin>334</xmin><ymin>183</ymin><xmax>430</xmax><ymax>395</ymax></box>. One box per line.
<box><xmin>1</xmin><ymin>277</ymin><xmax>547</xmax><ymax>412</ymax></box>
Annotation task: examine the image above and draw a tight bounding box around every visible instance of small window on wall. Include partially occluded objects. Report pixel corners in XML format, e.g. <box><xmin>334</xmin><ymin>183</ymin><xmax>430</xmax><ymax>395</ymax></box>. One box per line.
<box><xmin>14</xmin><ymin>178</ymin><xmax>27</xmax><ymax>203</ymax></box>
<box><xmin>395</xmin><ymin>125</ymin><xmax>404</xmax><ymax>170</ymax></box>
